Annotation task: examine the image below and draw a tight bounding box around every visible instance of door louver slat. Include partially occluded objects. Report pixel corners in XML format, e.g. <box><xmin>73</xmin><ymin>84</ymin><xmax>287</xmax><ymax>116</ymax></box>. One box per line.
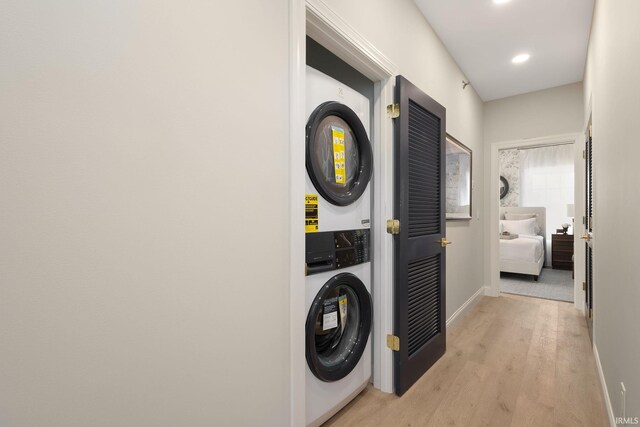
<box><xmin>407</xmin><ymin>255</ymin><xmax>441</xmax><ymax>356</ymax></box>
<box><xmin>408</xmin><ymin>319</ymin><xmax>440</xmax><ymax>342</ymax></box>
<box><xmin>407</xmin><ymin>287</ymin><xmax>439</xmax><ymax>311</ymax></box>
<box><xmin>407</xmin><ymin>100</ymin><xmax>441</xmax><ymax>238</ymax></box>
<box><xmin>407</xmin><ymin>263</ymin><xmax>440</xmax><ymax>279</ymax></box>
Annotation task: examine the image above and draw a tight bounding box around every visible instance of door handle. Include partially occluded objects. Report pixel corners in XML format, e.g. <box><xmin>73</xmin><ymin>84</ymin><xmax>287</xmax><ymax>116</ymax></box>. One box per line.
<box><xmin>580</xmin><ymin>234</ymin><xmax>591</xmax><ymax>241</ymax></box>
<box><xmin>439</xmin><ymin>238</ymin><xmax>452</xmax><ymax>248</ymax></box>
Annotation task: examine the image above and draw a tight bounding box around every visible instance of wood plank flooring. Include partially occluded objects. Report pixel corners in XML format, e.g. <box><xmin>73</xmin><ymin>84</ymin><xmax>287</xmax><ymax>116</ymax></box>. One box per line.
<box><xmin>324</xmin><ymin>294</ymin><xmax>609</xmax><ymax>427</ymax></box>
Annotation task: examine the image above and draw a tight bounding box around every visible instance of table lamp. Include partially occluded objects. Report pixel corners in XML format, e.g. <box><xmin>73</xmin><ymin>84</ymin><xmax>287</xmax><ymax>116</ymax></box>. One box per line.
<box><xmin>567</xmin><ymin>203</ymin><xmax>575</xmax><ymax>233</ymax></box>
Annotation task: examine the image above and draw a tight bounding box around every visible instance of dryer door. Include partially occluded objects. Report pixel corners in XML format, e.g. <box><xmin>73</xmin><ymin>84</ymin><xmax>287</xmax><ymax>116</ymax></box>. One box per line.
<box><xmin>306</xmin><ymin>272</ymin><xmax>372</xmax><ymax>382</ymax></box>
<box><xmin>306</xmin><ymin>101</ymin><xmax>373</xmax><ymax>206</ymax></box>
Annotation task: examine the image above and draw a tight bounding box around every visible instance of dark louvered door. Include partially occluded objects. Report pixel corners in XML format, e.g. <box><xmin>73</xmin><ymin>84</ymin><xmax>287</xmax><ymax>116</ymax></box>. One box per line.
<box><xmin>392</xmin><ymin>76</ymin><xmax>446</xmax><ymax>396</ymax></box>
<box><xmin>584</xmin><ymin>123</ymin><xmax>594</xmax><ymax>340</ymax></box>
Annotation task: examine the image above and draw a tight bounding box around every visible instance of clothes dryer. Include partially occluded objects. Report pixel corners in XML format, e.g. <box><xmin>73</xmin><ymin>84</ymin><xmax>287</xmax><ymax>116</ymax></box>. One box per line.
<box><xmin>304</xmin><ymin>66</ymin><xmax>372</xmax><ymax>233</ymax></box>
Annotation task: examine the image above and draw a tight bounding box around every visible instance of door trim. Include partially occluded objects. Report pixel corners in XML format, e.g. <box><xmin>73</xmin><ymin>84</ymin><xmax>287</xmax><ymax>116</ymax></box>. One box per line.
<box><xmin>289</xmin><ymin>0</ymin><xmax>307</xmax><ymax>424</ymax></box>
<box><xmin>485</xmin><ymin>132</ymin><xmax>584</xmax><ymax>312</ymax></box>
<box><xmin>304</xmin><ymin>0</ymin><xmax>398</xmax><ymax>394</ymax></box>
<box><xmin>290</xmin><ymin>2</ymin><xmax>399</xmax><ymax>422</ymax></box>
<box><xmin>306</xmin><ymin>1</ymin><xmax>396</xmax><ymax>80</ymax></box>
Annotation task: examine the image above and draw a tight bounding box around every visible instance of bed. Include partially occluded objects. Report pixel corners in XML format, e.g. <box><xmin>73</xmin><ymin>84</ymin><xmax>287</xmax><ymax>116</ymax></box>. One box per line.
<box><xmin>499</xmin><ymin>207</ymin><xmax>546</xmax><ymax>281</ymax></box>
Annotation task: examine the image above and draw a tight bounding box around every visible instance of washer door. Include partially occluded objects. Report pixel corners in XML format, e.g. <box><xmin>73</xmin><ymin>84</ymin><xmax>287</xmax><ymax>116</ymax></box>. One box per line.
<box><xmin>306</xmin><ymin>272</ymin><xmax>372</xmax><ymax>382</ymax></box>
<box><xmin>306</xmin><ymin>101</ymin><xmax>373</xmax><ymax>206</ymax></box>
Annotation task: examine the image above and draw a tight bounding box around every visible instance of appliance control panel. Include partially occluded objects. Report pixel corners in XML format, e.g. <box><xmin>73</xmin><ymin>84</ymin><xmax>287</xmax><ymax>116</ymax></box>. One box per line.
<box><xmin>305</xmin><ymin>229</ymin><xmax>370</xmax><ymax>276</ymax></box>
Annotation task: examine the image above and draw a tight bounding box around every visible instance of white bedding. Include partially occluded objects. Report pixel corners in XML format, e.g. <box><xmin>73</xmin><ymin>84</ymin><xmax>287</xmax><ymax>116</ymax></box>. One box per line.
<box><xmin>500</xmin><ymin>235</ymin><xmax>543</xmax><ymax>263</ymax></box>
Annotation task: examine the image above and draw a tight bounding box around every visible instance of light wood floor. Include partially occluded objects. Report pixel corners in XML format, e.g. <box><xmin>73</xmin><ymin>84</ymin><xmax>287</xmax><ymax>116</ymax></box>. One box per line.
<box><xmin>325</xmin><ymin>294</ymin><xmax>609</xmax><ymax>427</ymax></box>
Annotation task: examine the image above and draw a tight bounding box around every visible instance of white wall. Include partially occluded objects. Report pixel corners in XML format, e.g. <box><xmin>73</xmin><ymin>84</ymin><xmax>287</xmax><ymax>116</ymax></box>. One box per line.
<box><xmin>323</xmin><ymin>0</ymin><xmax>486</xmax><ymax>321</ymax></box>
<box><xmin>583</xmin><ymin>0</ymin><xmax>640</xmax><ymax>422</ymax></box>
<box><xmin>0</xmin><ymin>2</ymin><xmax>291</xmax><ymax>426</ymax></box>
<box><xmin>484</xmin><ymin>82</ymin><xmax>584</xmax><ymax>144</ymax></box>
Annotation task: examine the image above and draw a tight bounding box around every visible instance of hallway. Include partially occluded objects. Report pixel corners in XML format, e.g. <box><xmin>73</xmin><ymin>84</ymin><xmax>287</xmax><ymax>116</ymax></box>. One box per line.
<box><xmin>326</xmin><ymin>294</ymin><xmax>608</xmax><ymax>426</ymax></box>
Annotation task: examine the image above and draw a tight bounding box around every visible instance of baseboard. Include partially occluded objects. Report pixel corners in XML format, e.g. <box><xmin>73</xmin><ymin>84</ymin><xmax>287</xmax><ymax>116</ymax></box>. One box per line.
<box><xmin>484</xmin><ymin>285</ymin><xmax>500</xmax><ymax>297</ymax></box>
<box><xmin>446</xmin><ymin>286</ymin><xmax>484</xmax><ymax>328</ymax></box>
<box><xmin>594</xmin><ymin>344</ymin><xmax>616</xmax><ymax>427</ymax></box>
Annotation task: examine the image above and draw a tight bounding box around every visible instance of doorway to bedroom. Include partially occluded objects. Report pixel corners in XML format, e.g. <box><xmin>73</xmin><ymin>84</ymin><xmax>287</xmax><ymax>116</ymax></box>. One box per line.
<box><xmin>498</xmin><ymin>143</ymin><xmax>575</xmax><ymax>303</ymax></box>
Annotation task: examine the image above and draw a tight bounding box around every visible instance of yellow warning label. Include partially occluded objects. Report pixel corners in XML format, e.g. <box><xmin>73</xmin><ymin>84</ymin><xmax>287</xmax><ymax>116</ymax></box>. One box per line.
<box><xmin>338</xmin><ymin>294</ymin><xmax>348</xmax><ymax>333</ymax></box>
<box><xmin>331</xmin><ymin>126</ymin><xmax>346</xmax><ymax>184</ymax></box>
<box><xmin>305</xmin><ymin>194</ymin><xmax>319</xmax><ymax>233</ymax></box>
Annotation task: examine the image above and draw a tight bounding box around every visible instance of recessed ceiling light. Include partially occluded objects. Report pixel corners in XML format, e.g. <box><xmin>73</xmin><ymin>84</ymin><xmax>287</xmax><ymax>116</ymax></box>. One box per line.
<box><xmin>493</xmin><ymin>0</ymin><xmax>511</xmax><ymax>4</ymax></box>
<box><xmin>512</xmin><ymin>53</ymin><xmax>530</xmax><ymax>64</ymax></box>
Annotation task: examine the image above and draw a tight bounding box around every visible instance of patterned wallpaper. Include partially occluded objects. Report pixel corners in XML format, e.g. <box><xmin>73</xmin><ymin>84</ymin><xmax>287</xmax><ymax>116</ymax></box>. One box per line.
<box><xmin>499</xmin><ymin>149</ymin><xmax>520</xmax><ymax>207</ymax></box>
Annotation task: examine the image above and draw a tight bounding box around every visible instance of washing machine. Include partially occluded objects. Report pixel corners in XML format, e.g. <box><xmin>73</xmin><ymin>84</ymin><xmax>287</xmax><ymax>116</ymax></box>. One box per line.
<box><xmin>305</xmin><ymin>66</ymin><xmax>373</xmax><ymax>427</ymax></box>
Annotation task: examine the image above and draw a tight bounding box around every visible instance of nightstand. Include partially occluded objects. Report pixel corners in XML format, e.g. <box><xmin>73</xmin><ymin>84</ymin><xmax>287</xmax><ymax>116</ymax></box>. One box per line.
<box><xmin>552</xmin><ymin>233</ymin><xmax>574</xmax><ymax>270</ymax></box>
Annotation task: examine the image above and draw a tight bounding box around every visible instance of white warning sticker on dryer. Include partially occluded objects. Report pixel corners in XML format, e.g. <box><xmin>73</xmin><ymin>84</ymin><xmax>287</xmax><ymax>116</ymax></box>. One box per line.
<box><xmin>322</xmin><ymin>297</ymin><xmax>338</xmax><ymax>330</ymax></box>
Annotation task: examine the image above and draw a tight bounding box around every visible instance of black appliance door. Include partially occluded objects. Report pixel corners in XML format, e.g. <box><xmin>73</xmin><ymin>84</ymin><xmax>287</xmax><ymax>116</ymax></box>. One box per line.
<box><xmin>306</xmin><ymin>272</ymin><xmax>372</xmax><ymax>382</ymax></box>
<box><xmin>306</xmin><ymin>101</ymin><xmax>373</xmax><ymax>206</ymax></box>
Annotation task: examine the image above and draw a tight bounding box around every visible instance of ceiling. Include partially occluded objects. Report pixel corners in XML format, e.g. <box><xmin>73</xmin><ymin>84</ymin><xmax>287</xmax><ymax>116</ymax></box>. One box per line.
<box><xmin>415</xmin><ymin>0</ymin><xmax>594</xmax><ymax>101</ymax></box>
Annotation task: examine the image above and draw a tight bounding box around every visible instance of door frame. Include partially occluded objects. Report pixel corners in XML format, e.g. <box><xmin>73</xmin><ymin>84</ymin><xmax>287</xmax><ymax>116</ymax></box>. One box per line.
<box><xmin>485</xmin><ymin>132</ymin><xmax>585</xmax><ymax>311</ymax></box>
<box><xmin>583</xmin><ymin>113</ymin><xmax>594</xmax><ymax>336</ymax></box>
<box><xmin>289</xmin><ymin>1</ymin><xmax>398</xmax><ymax>424</ymax></box>
<box><xmin>582</xmin><ymin>98</ymin><xmax>597</xmax><ymax>347</ymax></box>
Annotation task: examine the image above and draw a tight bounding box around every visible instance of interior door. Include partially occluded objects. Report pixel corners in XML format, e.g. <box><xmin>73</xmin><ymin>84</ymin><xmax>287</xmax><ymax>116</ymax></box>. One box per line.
<box><xmin>392</xmin><ymin>76</ymin><xmax>447</xmax><ymax>396</ymax></box>
<box><xmin>583</xmin><ymin>121</ymin><xmax>594</xmax><ymax>340</ymax></box>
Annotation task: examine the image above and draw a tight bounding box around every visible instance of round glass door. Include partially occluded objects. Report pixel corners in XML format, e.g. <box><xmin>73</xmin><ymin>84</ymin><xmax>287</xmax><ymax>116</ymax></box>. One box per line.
<box><xmin>306</xmin><ymin>101</ymin><xmax>373</xmax><ymax>206</ymax></box>
<box><xmin>306</xmin><ymin>272</ymin><xmax>372</xmax><ymax>382</ymax></box>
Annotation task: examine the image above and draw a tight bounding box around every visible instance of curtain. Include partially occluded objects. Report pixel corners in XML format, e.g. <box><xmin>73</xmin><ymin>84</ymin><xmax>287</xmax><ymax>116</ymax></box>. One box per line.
<box><xmin>520</xmin><ymin>144</ymin><xmax>575</xmax><ymax>265</ymax></box>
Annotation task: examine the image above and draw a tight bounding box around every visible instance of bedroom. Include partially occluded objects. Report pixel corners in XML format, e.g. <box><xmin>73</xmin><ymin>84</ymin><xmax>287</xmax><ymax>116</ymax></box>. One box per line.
<box><xmin>497</xmin><ymin>142</ymin><xmax>576</xmax><ymax>302</ymax></box>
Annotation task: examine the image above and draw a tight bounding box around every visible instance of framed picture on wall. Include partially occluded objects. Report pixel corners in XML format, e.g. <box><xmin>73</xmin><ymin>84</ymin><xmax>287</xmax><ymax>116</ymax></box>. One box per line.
<box><xmin>445</xmin><ymin>134</ymin><xmax>472</xmax><ymax>220</ymax></box>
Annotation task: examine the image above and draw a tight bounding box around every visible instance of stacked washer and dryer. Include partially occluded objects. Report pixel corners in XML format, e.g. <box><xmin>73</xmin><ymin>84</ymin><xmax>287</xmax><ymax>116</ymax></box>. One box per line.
<box><xmin>304</xmin><ymin>66</ymin><xmax>374</xmax><ymax>427</ymax></box>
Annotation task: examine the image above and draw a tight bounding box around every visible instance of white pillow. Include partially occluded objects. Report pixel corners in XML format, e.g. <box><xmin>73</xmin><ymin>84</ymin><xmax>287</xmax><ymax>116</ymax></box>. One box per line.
<box><xmin>504</xmin><ymin>213</ymin><xmax>536</xmax><ymax>220</ymax></box>
<box><xmin>504</xmin><ymin>213</ymin><xmax>542</xmax><ymax>234</ymax></box>
<box><xmin>500</xmin><ymin>218</ymin><xmax>538</xmax><ymax>236</ymax></box>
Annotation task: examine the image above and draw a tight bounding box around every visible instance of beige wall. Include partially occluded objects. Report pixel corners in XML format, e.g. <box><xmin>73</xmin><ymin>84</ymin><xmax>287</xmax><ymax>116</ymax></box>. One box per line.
<box><xmin>0</xmin><ymin>0</ymin><xmax>499</xmax><ymax>424</ymax></box>
<box><xmin>584</xmin><ymin>0</ymin><xmax>640</xmax><ymax>422</ymax></box>
<box><xmin>484</xmin><ymin>82</ymin><xmax>584</xmax><ymax>144</ymax></box>
<box><xmin>0</xmin><ymin>2</ymin><xmax>290</xmax><ymax>426</ymax></box>
<box><xmin>324</xmin><ymin>0</ymin><xmax>486</xmax><ymax>319</ymax></box>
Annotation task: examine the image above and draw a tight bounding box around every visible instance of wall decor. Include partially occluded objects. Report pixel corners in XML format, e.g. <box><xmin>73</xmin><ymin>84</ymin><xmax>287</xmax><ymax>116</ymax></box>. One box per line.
<box><xmin>498</xmin><ymin>149</ymin><xmax>520</xmax><ymax>207</ymax></box>
<box><xmin>500</xmin><ymin>176</ymin><xmax>509</xmax><ymax>199</ymax></box>
<box><xmin>446</xmin><ymin>134</ymin><xmax>472</xmax><ymax>220</ymax></box>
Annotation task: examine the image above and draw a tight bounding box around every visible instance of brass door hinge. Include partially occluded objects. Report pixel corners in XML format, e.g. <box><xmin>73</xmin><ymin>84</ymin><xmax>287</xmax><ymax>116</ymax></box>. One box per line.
<box><xmin>387</xmin><ymin>103</ymin><xmax>400</xmax><ymax>119</ymax></box>
<box><xmin>387</xmin><ymin>334</ymin><xmax>400</xmax><ymax>351</ymax></box>
<box><xmin>386</xmin><ymin>219</ymin><xmax>400</xmax><ymax>235</ymax></box>
<box><xmin>582</xmin><ymin>215</ymin><xmax>586</xmax><ymax>225</ymax></box>
<box><xmin>583</xmin><ymin>281</ymin><xmax>586</xmax><ymax>291</ymax></box>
